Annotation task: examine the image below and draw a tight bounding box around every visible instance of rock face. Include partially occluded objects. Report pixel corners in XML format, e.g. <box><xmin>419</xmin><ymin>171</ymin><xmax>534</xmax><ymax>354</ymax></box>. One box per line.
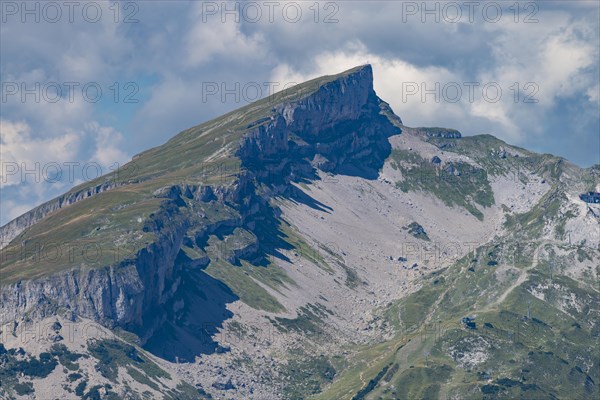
<box><xmin>239</xmin><ymin>65</ymin><xmax>400</xmax><ymax>181</ymax></box>
<box><xmin>413</xmin><ymin>127</ymin><xmax>462</xmax><ymax>139</ymax></box>
<box><xmin>0</xmin><ymin>64</ymin><xmax>401</xmax><ymax>337</ymax></box>
<box><xmin>404</xmin><ymin>222</ymin><xmax>429</xmax><ymax>241</ymax></box>
<box><xmin>0</xmin><ymin>200</ymin><xmax>187</xmax><ymax>330</ymax></box>
<box><xmin>580</xmin><ymin>192</ymin><xmax>600</xmax><ymax>203</ymax></box>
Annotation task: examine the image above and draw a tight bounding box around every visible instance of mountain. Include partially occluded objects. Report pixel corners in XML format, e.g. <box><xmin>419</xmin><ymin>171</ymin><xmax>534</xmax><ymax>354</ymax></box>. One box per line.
<box><xmin>1</xmin><ymin>65</ymin><xmax>599</xmax><ymax>400</ymax></box>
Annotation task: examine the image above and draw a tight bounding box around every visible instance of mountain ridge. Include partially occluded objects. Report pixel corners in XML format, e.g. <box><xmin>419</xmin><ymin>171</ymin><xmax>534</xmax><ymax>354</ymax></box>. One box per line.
<box><xmin>1</xmin><ymin>65</ymin><xmax>599</xmax><ymax>400</ymax></box>
<box><xmin>0</xmin><ymin>65</ymin><xmax>377</xmax><ymax>248</ymax></box>
<box><xmin>0</xmin><ymin>63</ymin><xmax>401</xmax><ymax>332</ymax></box>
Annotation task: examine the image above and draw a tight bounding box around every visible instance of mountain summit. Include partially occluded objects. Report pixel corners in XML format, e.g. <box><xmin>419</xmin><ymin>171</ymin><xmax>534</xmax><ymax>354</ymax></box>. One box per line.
<box><xmin>1</xmin><ymin>65</ymin><xmax>386</xmax><ymax>246</ymax></box>
<box><xmin>1</xmin><ymin>66</ymin><xmax>599</xmax><ymax>399</ymax></box>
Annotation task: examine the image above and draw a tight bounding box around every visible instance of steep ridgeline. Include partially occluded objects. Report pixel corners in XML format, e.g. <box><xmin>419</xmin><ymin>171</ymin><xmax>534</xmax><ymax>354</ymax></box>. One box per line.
<box><xmin>0</xmin><ymin>181</ymin><xmax>125</xmax><ymax>249</ymax></box>
<box><xmin>0</xmin><ymin>65</ymin><xmax>400</xmax><ymax>344</ymax></box>
<box><xmin>3</xmin><ymin>65</ymin><xmax>598</xmax><ymax>400</ymax></box>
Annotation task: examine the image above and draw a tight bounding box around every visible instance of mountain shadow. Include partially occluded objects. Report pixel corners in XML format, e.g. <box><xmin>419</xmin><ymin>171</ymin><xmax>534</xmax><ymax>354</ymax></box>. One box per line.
<box><xmin>142</xmin><ymin>266</ymin><xmax>238</xmax><ymax>363</ymax></box>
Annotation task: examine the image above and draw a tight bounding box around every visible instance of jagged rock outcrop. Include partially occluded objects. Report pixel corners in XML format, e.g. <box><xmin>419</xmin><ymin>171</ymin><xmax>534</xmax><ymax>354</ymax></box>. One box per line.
<box><xmin>413</xmin><ymin>127</ymin><xmax>462</xmax><ymax>138</ymax></box>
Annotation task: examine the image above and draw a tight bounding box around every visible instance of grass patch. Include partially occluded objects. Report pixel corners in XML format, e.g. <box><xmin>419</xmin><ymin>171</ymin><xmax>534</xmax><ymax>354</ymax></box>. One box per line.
<box><xmin>272</xmin><ymin>303</ymin><xmax>330</xmax><ymax>337</ymax></box>
<box><xmin>13</xmin><ymin>381</ymin><xmax>34</xmax><ymax>396</ymax></box>
<box><xmin>282</xmin><ymin>349</ymin><xmax>337</xmax><ymax>400</ymax></box>
<box><xmin>205</xmin><ymin>258</ymin><xmax>285</xmax><ymax>313</ymax></box>
<box><xmin>88</xmin><ymin>338</ymin><xmax>170</xmax><ymax>385</ymax></box>
<box><xmin>390</xmin><ymin>149</ymin><xmax>494</xmax><ymax>220</ymax></box>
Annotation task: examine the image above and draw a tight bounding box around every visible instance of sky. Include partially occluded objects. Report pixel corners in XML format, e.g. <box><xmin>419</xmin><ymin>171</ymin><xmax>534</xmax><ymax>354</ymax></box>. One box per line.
<box><xmin>1</xmin><ymin>0</ymin><xmax>599</xmax><ymax>225</ymax></box>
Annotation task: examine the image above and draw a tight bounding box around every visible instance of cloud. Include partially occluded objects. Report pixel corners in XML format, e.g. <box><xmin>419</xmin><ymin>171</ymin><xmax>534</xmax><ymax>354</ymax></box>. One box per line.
<box><xmin>271</xmin><ymin>46</ymin><xmax>497</xmax><ymax>137</ymax></box>
<box><xmin>587</xmin><ymin>85</ymin><xmax>600</xmax><ymax>103</ymax></box>
<box><xmin>270</xmin><ymin>6</ymin><xmax>599</xmax><ymax>149</ymax></box>
<box><xmin>0</xmin><ymin>119</ymin><xmax>80</xmax><ymax>188</ymax></box>
<box><xmin>0</xmin><ymin>182</ymin><xmax>67</xmax><ymax>224</ymax></box>
<box><xmin>86</xmin><ymin>122</ymin><xmax>129</xmax><ymax>168</ymax></box>
<box><xmin>183</xmin><ymin>2</ymin><xmax>266</xmax><ymax>67</ymax></box>
<box><xmin>0</xmin><ymin>120</ymin><xmax>130</xmax><ymax>224</ymax></box>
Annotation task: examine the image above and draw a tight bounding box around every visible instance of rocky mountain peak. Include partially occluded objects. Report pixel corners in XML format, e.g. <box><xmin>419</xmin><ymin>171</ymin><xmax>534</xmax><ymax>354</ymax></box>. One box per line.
<box><xmin>239</xmin><ymin>64</ymin><xmax>400</xmax><ymax>181</ymax></box>
<box><xmin>277</xmin><ymin>64</ymin><xmax>374</xmax><ymax>137</ymax></box>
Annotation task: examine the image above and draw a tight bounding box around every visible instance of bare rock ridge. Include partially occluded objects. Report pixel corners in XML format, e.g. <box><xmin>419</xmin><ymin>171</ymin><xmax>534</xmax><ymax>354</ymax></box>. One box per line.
<box><xmin>0</xmin><ymin>65</ymin><xmax>403</xmax><ymax>346</ymax></box>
